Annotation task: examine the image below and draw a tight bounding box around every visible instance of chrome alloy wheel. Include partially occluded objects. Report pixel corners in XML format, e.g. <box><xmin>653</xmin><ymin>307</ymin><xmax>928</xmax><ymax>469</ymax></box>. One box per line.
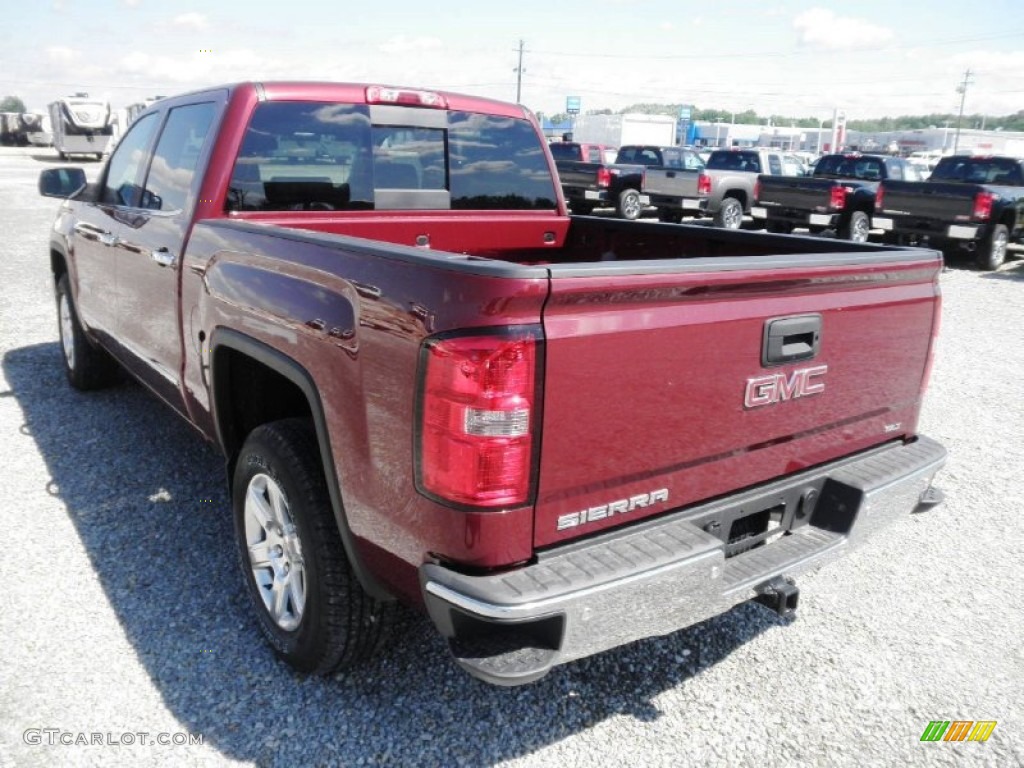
<box><xmin>851</xmin><ymin>215</ymin><xmax>870</xmax><ymax>243</ymax></box>
<box><xmin>991</xmin><ymin>228</ymin><xmax>1008</xmax><ymax>264</ymax></box>
<box><xmin>244</xmin><ymin>473</ymin><xmax>306</xmax><ymax>631</ymax></box>
<box><xmin>721</xmin><ymin>200</ymin><xmax>743</xmax><ymax>229</ymax></box>
<box><xmin>621</xmin><ymin>192</ymin><xmax>642</xmax><ymax>219</ymax></box>
<box><xmin>59</xmin><ymin>292</ymin><xmax>75</xmax><ymax>370</ymax></box>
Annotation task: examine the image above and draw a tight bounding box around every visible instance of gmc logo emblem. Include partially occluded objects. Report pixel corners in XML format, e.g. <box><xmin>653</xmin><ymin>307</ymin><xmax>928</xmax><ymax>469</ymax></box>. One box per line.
<box><xmin>745</xmin><ymin>364</ymin><xmax>828</xmax><ymax>409</ymax></box>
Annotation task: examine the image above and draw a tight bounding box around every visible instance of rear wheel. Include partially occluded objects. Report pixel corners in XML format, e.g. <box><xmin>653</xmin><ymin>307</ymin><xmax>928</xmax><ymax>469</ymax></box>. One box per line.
<box><xmin>657</xmin><ymin>208</ymin><xmax>683</xmax><ymax>224</ymax></box>
<box><xmin>617</xmin><ymin>188</ymin><xmax>643</xmax><ymax>220</ymax></box>
<box><xmin>841</xmin><ymin>210</ymin><xmax>871</xmax><ymax>242</ymax></box>
<box><xmin>714</xmin><ymin>197</ymin><xmax>744</xmax><ymax>229</ymax></box>
<box><xmin>55</xmin><ymin>274</ymin><xmax>118</xmax><ymax>390</ymax></box>
<box><xmin>976</xmin><ymin>224</ymin><xmax>1008</xmax><ymax>271</ymax></box>
<box><xmin>572</xmin><ymin>202</ymin><xmax>595</xmax><ymax>216</ymax></box>
<box><xmin>233</xmin><ymin>419</ymin><xmax>394</xmax><ymax>674</ymax></box>
<box><xmin>766</xmin><ymin>220</ymin><xmax>793</xmax><ymax>234</ymax></box>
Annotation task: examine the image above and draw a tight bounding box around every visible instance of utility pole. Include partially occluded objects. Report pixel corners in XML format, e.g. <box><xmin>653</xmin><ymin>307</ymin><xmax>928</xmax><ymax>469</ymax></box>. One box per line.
<box><xmin>514</xmin><ymin>39</ymin><xmax>525</xmax><ymax>104</ymax></box>
<box><xmin>953</xmin><ymin>68</ymin><xmax>973</xmax><ymax>154</ymax></box>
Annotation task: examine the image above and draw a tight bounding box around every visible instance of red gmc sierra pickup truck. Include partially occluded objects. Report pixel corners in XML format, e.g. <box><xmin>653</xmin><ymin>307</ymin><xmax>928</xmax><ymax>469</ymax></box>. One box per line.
<box><xmin>39</xmin><ymin>81</ymin><xmax>946</xmax><ymax>686</ymax></box>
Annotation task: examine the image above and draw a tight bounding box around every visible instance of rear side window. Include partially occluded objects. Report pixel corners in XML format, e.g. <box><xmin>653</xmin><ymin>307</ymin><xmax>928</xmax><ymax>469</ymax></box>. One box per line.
<box><xmin>448</xmin><ymin>111</ymin><xmax>557</xmax><ymax>209</ymax></box>
<box><xmin>142</xmin><ymin>102</ymin><xmax>216</xmax><ymax>211</ymax></box>
<box><xmin>227</xmin><ymin>103</ymin><xmax>556</xmax><ymax>211</ymax></box>
<box><xmin>768</xmin><ymin>155</ymin><xmax>782</xmax><ymax>175</ymax></box>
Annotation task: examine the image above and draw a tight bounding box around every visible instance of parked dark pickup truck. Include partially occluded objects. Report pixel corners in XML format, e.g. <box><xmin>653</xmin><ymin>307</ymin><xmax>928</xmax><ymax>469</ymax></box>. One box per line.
<box><xmin>557</xmin><ymin>144</ymin><xmax>704</xmax><ymax>220</ymax></box>
<box><xmin>752</xmin><ymin>154</ymin><xmax>922</xmax><ymax>242</ymax></box>
<box><xmin>39</xmin><ymin>80</ymin><xmax>945</xmax><ymax>687</ymax></box>
<box><xmin>873</xmin><ymin>154</ymin><xmax>1024</xmax><ymax>269</ymax></box>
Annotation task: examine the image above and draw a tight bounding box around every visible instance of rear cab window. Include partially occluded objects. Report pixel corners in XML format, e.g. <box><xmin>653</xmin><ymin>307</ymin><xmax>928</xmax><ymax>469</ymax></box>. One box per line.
<box><xmin>814</xmin><ymin>155</ymin><xmax>885</xmax><ymax>181</ymax></box>
<box><xmin>707</xmin><ymin>151</ymin><xmax>761</xmax><ymax>172</ymax></box>
<box><xmin>227</xmin><ymin>101</ymin><xmax>557</xmax><ymax>212</ymax></box>
<box><xmin>929</xmin><ymin>157</ymin><xmax>1024</xmax><ymax>185</ymax></box>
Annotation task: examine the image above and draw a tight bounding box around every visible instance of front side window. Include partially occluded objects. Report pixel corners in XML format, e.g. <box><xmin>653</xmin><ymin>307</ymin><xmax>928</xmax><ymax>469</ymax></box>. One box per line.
<box><xmin>142</xmin><ymin>102</ymin><xmax>216</xmax><ymax>212</ymax></box>
<box><xmin>102</xmin><ymin>112</ymin><xmax>159</xmax><ymax>207</ymax></box>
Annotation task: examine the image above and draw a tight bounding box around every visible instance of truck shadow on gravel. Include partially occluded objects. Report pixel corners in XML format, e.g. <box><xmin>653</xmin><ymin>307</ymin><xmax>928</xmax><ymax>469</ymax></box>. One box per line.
<box><xmin>980</xmin><ymin>260</ymin><xmax>1024</xmax><ymax>281</ymax></box>
<box><xmin>4</xmin><ymin>342</ymin><xmax>786</xmax><ymax>767</ymax></box>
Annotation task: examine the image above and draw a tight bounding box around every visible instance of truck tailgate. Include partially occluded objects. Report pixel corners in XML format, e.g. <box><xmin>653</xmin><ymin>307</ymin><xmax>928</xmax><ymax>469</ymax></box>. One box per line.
<box><xmin>759</xmin><ymin>177</ymin><xmax>836</xmax><ymax>210</ymax></box>
<box><xmin>534</xmin><ymin>255</ymin><xmax>941</xmax><ymax>548</ymax></box>
<box><xmin>644</xmin><ymin>169</ymin><xmax>699</xmax><ymax>197</ymax></box>
<box><xmin>557</xmin><ymin>162</ymin><xmax>603</xmax><ymax>189</ymax></box>
<box><xmin>881</xmin><ymin>180</ymin><xmax>979</xmax><ymax>220</ymax></box>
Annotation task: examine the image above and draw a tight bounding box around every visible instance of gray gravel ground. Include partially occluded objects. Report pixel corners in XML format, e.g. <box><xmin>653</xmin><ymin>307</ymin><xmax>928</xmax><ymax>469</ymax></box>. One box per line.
<box><xmin>0</xmin><ymin>145</ymin><xmax>1022</xmax><ymax>768</ymax></box>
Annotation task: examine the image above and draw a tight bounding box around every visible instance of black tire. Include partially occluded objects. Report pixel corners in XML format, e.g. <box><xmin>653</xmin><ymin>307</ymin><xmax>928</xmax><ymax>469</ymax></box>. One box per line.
<box><xmin>714</xmin><ymin>197</ymin><xmax>744</xmax><ymax>229</ymax></box>
<box><xmin>766</xmin><ymin>220</ymin><xmax>793</xmax><ymax>234</ymax></box>
<box><xmin>233</xmin><ymin>419</ymin><xmax>394</xmax><ymax>674</ymax></box>
<box><xmin>841</xmin><ymin>210</ymin><xmax>871</xmax><ymax>242</ymax></box>
<box><xmin>657</xmin><ymin>208</ymin><xmax>683</xmax><ymax>224</ymax></box>
<box><xmin>976</xmin><ymin>224</ymin><xmax>1008</xmax><ymax>271</ymax></box>
<box><xmin>572</xmin><ymin>202</ymin><xmax>595</xmax><ymax>216</ymax></box>
<box><xmin>617</xmin><ymin>188</ymin><xmax>643</xmax><ymax>220</ymax></box>
<box><xmin>55</xmin><ymin>273</ymin><xmax>118</xmax><ymax>390</ymax></box>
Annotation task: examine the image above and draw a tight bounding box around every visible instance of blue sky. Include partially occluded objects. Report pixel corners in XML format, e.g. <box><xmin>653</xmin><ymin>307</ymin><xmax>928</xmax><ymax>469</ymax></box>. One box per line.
<box><xmin>3</xmin><ymin>0</ymin><xmax>1024</xmax><ymax>120</ymax></box>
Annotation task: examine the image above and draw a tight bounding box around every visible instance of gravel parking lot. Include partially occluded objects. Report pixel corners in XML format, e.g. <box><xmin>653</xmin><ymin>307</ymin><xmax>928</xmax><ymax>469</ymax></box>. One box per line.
<box><xmin>1</xmin><ymin>145</ymin><xmax>1022</xmax><ymax>768</ymax></box>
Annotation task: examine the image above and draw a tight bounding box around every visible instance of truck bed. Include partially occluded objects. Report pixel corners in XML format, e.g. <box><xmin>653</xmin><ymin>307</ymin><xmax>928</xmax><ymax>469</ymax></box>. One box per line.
<box><xmin>188</xmin><ymin>214</ymin><xmax>942</xmax><ymax>555</ymax></box>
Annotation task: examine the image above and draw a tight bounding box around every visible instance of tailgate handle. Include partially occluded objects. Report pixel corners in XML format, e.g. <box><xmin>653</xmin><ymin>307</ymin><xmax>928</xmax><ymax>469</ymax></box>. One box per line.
<box><xmin>762</xmin><ymin>315</ymin><xmax>821</xmax><ymax>366</ymax></box>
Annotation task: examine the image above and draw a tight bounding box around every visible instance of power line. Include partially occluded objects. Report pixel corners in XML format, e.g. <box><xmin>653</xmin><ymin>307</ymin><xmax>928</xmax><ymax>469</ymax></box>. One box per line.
<box><xmin>526</xmin><ymin>30</ymin><xmax>1024</xmax><ymax>61</ymax></box>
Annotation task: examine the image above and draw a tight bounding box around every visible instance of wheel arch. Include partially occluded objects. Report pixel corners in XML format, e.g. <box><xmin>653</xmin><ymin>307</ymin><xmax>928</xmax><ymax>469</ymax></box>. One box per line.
<box><xmin>209</xmin><ymin>327</ymin><xmax>392</xmax><ymax>601</ymax></box>
<box><xmin>721</xmin><ymin>189</ymin><xmax>747</xmax><ymax>209</ymax></box>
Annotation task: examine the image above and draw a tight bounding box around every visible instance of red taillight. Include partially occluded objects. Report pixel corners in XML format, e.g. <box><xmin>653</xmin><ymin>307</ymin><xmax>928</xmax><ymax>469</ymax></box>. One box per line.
<box><xmin>829</xmin><ymin>185</ymin><xmax>847</xmax><ymax>210</ymax></box>
<box><xmin>972</xmin><ymin>191</ymin><xmax>995</xmax><ymax>221</ymax></box>
<box><xmin>875</xmin><ymin>184</ymin><xmax>885</xmax><ymax>211</ymax></box>
<box><xmin>596</xmin><ymin>167</ymin><xmax>612</xmax><ymax>188</ymax></box>
<box><xmin>417</xmin><ymin>330</ymin><xmax>540</xmax><ymax>508</ymax></box>
<box><xmin>697</xmin><ymin>173</ymin><xmax>711</xmax><ymax>196</ymax></box>
<box><xmin>753</xmin><ymin>178</ymin><xmax>761</xmax><ymax>203</ymax></box>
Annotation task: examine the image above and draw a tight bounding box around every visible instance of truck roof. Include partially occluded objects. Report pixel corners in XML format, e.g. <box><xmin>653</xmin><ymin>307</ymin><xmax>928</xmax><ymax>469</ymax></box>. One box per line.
<box><xmin>145</xmin><ymin>81</ymin><xmax>532</xmax><ymax>120</ymax></box>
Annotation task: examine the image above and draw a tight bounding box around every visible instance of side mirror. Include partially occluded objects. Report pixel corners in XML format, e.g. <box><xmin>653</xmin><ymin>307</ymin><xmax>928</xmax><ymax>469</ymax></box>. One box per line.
<box><xmin>39</xmin><ymin>167</ymin><xmax>87</xmax><ymax>199</ymax></box>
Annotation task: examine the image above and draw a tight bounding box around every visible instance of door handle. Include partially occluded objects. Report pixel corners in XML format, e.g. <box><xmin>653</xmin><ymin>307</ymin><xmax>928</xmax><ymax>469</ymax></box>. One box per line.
<box><xmin>151</xmin><ymin>248</ymin><xmax>177</xmax><ymax>268</ymax></box>
<box><xmin>762</xmin><ymin>314</ymin><xmax>822</xmax><ymax>366</ymax></box>
<box><xmin>73</xmin><ymin>223</ymin><xmax>118</xmax><ymax>247</ymax></box>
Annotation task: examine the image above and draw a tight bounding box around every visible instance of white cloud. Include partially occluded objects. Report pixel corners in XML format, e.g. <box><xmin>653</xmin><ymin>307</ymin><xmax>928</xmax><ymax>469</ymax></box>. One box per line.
<box><xmin>794</xmin><ymin>8</ymin><xmax>893</xmax><ymax>50</ymax></box>
<box><xmin>122</xmin><ymin>0</ymin><xmax>142</xmax><ymax>6</ymax></box>
<box><xmin>171</xmin><ymin>12</ymin><xmax>208</xmax><ymax>31</ymax></box>
<box><xmin>378</xmin><ymin>36</ymin><xmax>442</xmax><ymax>54</ymax></box>
<box><xmin>46</xmin><ymin>46</ymin><xmax>77</xmax><ymax>63</ymax></box>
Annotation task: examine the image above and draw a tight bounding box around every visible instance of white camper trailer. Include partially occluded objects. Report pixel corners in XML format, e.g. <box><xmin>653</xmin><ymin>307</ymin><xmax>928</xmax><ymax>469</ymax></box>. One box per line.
<box><xmin>25</xmin><ymin>112</ymin><xmax>53</xmax><ymax>147</ymax></box>
<box><xmin>48</xmin><ymin>93</ymin><xmax>114</xmax><ymax>160</ymax></box>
